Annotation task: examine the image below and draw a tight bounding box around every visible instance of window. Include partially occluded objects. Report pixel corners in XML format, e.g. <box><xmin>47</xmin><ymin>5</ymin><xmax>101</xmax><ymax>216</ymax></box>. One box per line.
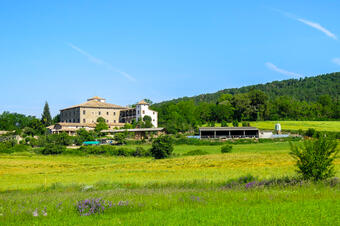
<box><xmin>83</xmin><ymin>110</ymin><xmax>86</xmax><ymax>115</ymax></box>
<box><xmin>107</xmin><ymin>112</ymin><xmax>109</xmax><ymax>115</ymax></box>
<box><xmin>114</xmin><ymin>120</ymin><xmax>116</xmax><ymax>123</ymax></box>
<box><xmin>114</xmin><ymin>112</ymin><xmax>116</xmax><ymax>116</ymax></box>
<box><xmin>83</xmin><ymin>119</ymin><xmax>86</xmax><ymax>123</ymax></box>
<box><xmin>142</xmin><ymin>110</ymin><xmax>145</xmax><ymax>114</ymax></box>
<box><xmin>137</xmin><ymin>110</ymin><xmax>139</xmax><ymax>114</ymax></box>
<box><xmin>107</xmin><ymin>120</ymin><xmax>109</xmax><ymax>123</ymax></box>
<box><xmin>153</xmin><ymin>112</ymin><xmax>155</xmax><ymax>115</ymax></box>
<box><xmin>99</xmin><ymin>111</ymin><xmax>101</xmax><ymax>115</ymax></box>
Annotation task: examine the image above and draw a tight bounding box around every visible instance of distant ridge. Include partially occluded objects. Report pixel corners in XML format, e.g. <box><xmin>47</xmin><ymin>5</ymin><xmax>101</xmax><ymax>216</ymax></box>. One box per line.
<box><xmin>154</xmin><ymin>72</ymin><xmax>340</xmax><ymax>106</ymax></box>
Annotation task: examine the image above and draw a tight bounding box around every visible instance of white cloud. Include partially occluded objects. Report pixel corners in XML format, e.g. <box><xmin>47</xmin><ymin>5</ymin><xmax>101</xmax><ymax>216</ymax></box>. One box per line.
<box><xmin>274</xmin><ymin>9</ymin><xmax>337</xmax><ymax>40</ymax></box>
<box><xmin>67</xmin><ymin>43</ymin><xmax>136</xmax><ymax>82</ymax></box>
<box><xmin>296</xmin><ymin>18</ymin><xmax>337</xmax><ymax>40</ymax></box>
<box><xmin>332</xmin><ymin>58</ymin><xmax>340</xmax><ymax>66</ymax></box>
<box><xmin>265</xmin><ymin>62</ymin><xmax>303</xmax><ymax>78</ymax></box>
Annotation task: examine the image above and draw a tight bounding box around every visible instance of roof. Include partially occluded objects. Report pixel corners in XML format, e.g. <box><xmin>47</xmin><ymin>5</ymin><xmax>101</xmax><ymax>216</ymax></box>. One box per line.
<box><xmin>137</xmin><ymin>100</ymin><xmax>149</xmax><ymax>105</ymax></box>
<box><xmin>87</xmin><ymin>96</ymin><xmax>106</xmax><ymax>101</ymax></box>
<box><xmin>61</xmin><ymin>100</ymin><xmax>127</xmax><ymax>110</ymax></box>
<box><xmin>102</xmin><ymin>127</ymin><xmax>164</xmax><ymax>133</ymax></box>
<box><xmin>199</xmin><ymin>127</ymin><xmax>259</xmax><ymax>131</ymax></box>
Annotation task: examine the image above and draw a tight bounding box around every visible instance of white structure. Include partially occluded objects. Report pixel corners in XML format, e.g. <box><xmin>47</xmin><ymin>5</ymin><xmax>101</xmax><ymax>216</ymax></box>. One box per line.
<box><xmin>135</xmin><ymin>100</ymin><xmax>158</xmax><ymax>127</ymax></box>
<box><xmin>275</xmin><ymin>123</ymin><xmax>282</xmax><ymax>134</ymax></box>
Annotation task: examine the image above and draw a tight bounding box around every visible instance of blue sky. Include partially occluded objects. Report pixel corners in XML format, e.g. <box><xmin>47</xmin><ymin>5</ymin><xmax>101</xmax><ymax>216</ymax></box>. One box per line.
<box><xmin>1</xmin><ymin>0</ymin><xmax>340</xmax><ymax>117</ymax></box>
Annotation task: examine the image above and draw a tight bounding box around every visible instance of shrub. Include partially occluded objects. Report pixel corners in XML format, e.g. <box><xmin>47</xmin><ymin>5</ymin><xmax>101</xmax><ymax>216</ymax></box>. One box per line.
<box><xmin>290</xmin><ymin>136</ymin><xmax>339</xmax><ymax>181</ymax></box>
<box><xmin>132</xmin><ymin>147</ymin><xmax>151</xmax><ymax>157</ymax></box>
<box><xmin>305</xmin><ymin>128</ymin><xmax>316</xmax><ymax>137</ymax></box>
<box><xmin>232</xmin><ymin>120</ymin><xmax>239</xmax><ymax>127</ymax></box>
<box><xmin>150</xmin><ymin>135</ymin><xmax>174</xmax><ymax>159</ymax></box>
<box><xmin>183</xmin><ymin>149</ymin><xmax>208</xmax><ymax>156</ymax></box>
<box><xmin>221</xmin><ymin>144</ymin><xmax>232</xmax><ymax>153</ymax></box>
<box><xmin>41</xmin><ymin>144</ymin><xmax>66</xmax><ymax>155</ymax></box>
<box><xmin>114</xmin><ymin>133</ymin><xmax>127</xmax><ymax>145</ymax></box>
<box><xmin>221</xmin><ymin>121</ymin><xmax>228</xmax><ymax>127</ymax></box>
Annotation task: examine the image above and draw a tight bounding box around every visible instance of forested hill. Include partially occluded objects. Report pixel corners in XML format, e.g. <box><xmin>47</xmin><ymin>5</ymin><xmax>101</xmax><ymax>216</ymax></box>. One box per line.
<box><xmin>154</xmin><ymin>72</ymin><xmax>340</xmax><ymax>106</ymax></box>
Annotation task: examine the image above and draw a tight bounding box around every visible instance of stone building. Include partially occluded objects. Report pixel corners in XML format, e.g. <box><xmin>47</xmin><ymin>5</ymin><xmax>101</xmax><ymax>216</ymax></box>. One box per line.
<box><xmin>51</xmin><ymin>96</ymin><xmax>158</xmax><ymax>135</ymax></box>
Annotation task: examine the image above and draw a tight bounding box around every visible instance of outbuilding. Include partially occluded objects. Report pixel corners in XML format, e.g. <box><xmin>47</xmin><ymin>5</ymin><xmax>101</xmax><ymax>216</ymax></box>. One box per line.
<box><xmin>199</xmin><ymin>127</ymin><xmax>259</xmax><ymax>139</ymax></box>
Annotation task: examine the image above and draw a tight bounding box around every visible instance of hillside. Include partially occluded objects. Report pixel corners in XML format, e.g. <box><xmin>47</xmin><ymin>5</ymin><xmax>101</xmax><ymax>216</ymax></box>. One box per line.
<box><xmin>154</xmin><ymin>72</ymin><xmax>340</xmax><ymax>106</ymax></box>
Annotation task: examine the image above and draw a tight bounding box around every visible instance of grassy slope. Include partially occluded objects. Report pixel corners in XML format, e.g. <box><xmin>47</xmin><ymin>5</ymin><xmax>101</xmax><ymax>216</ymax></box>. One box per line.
<box><xmin>202</xmin><ymin>121</ymin><xmax>340</xmax><ymax>132</ymax></box>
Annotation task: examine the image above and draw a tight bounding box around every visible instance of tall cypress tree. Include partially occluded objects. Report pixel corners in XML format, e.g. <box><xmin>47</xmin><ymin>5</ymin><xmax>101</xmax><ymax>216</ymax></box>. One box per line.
<box><xmin>41</xmin><ymin>101</ymin><xmax>52</xmax><ymax>126</ymax></box>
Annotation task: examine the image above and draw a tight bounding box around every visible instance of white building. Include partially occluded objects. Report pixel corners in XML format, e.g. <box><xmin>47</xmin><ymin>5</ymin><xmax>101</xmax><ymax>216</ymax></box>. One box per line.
<box><xmin>135</xmin><ymin>100</ymin><xmax>158</xmax><ymax>127</ymax></box>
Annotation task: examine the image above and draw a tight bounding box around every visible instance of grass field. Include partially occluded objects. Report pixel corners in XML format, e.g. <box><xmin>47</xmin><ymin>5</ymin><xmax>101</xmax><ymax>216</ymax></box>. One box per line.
<box><xmin>0</xmin><ymin>141</ymin><xmax>339</xmax><ymax>225</ymax></box>
<box><xmin>203</xmin><ymin>121</ymin><xmax>340</xmax><ymax>132</ymax></box>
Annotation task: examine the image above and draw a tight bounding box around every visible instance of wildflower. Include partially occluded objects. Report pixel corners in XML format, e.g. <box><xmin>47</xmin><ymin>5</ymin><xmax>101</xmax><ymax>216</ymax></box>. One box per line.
<box><xmin>32</xmin><ymin>209</ymin><xmax>38</xmax><ymax>217</ymax></box>
<box><xmin>245</xmin><ymin>181</ymin><xmax>257</xmax><ymax>189</ymax></box>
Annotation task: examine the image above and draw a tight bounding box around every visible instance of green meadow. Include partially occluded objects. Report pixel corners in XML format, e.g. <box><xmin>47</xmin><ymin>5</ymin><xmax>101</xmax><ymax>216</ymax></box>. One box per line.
<box><xmin>203</xmin><ymin>120</ymin><xmax>340</xmax><ymax>132</ymax></box>
<box><xmin>0</xmin><ymin>141</ymin><xmax>339</xmax><ymax>225</ymax></box>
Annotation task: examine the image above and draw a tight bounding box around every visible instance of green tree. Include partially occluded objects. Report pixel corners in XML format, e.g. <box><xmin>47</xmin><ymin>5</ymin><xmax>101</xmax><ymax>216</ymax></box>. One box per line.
<box><xmin>290</xmin><ymin>136</ymin><xmax>339</xmax><ymax>181</ymax></box>
<box><xmin>95</xmin><ymin>117</ymin><xmax>108</xmax><ymax>133</ymax></box>
<box><xmin>143</xmin><ymin>115</ymin><xmax>153</xmax><ymax>128</ymax></box>
<box><xmin>41</xmin><ymin>101</ymin><xmax>52</xmax><ymax>126</ymax></box>
<box><xmin>114</xmin><ymin>133</ymin><xmax>127</xmax><ymax>145</ymax></box>
<box><xmin>150</xmin><ymin>135</ymin><xmax>174</xmax><ymax>159</ymax></box>
<box><xmin>52</xmin><ymin>114</ymin><xmax>60</xmax><ymax>124</ymax></box>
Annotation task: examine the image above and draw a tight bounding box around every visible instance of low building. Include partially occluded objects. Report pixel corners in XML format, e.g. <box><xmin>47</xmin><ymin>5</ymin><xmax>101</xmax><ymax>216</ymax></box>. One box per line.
<box><xmin>102</xmin><ymin>127</ymin><xmax>165</xmax><ymax>139</ymax></box>
<box><xmin>199</xmin><ymin>127</ymin><xmax>259</xmax><ymax>139</ymax></box>
<box><xmin>47</xmin><ymin>122</ymin><xmax>125</xmax><ymax>135</ymax></box>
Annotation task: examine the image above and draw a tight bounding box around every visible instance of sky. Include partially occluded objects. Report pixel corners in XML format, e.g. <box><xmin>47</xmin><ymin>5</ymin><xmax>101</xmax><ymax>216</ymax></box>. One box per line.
<box><xmin>1</xmin><ymin>0</ymin><xmax>340</xmax><ymax>117</ymax></box>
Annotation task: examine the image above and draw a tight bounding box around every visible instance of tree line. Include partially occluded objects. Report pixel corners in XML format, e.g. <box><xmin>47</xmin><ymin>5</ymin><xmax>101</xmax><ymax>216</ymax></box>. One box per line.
<box><xmin>152</xmin><ymin>90</ymin><xmax>340</xmax><ymax>133</ymax></box>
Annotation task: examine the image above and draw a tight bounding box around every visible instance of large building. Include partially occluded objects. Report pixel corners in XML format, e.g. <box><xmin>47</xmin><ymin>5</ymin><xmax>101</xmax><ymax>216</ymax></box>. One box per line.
<box><xmin>51</xmin><ymin>97</ymin><xmax>158</xmax><ymax>135</ymax></box>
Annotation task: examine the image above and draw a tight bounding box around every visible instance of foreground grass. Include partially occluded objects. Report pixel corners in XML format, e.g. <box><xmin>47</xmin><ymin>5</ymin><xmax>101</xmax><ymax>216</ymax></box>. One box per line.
<box><xmin>0</xmin><ymin>184</ymin><xmax>339</xmax><ymax>225</ymax></box>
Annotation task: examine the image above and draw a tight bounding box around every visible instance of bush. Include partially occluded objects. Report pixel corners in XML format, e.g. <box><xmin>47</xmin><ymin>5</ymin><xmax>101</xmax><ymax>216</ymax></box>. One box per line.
<box><xmin>290</xmin><ymin>136</ymin><xmax>339</xmax><ymax>181</ymax></box>
<box><xmin>114</xmin><ymin>133</ymin><xmax>127</xmax><ymax>145</ymax></box>
<box><xmin>132</xmin><ymin>147</ymin><xmax>151</xmax><ymax>157</ymax></box>
<box><xmin>150</xmin><ymin>135</ymin><xmax>174</xmax><ymax>159</ymax></box>
<box><xmin>41</xmin><ymin>144</ymin><xmax>66</xmax><ymax>155</ymax></box>
<box><xmin>183</xmin><ymin>149</ymin><xmax>208</xmax><ymax>156</ymax></box>
<box><xmin>221</xmin><ymin>144</ymin><xmax>232</xmax><ymax>153</ymax></box>
<box><xmin>305</xmin><ymin>128</ymin><xmax>316</xmax><ymax>137</ymax></box>
<box><xmin>232</xmin><ymin>120</ymin><xmax>239</xmax><ymax>127</ymax></box>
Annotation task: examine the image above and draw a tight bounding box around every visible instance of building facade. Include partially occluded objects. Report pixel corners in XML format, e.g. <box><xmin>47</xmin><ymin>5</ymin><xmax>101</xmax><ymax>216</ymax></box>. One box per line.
<box><xmin>119</xmin><ymin>100</ymin><xmax>158</xmax><ymax>127</ymax></box>
<box><xmin>55</xmin><ymin>97</ymin><xmax>158</xmax><ymax>135</ymax></box>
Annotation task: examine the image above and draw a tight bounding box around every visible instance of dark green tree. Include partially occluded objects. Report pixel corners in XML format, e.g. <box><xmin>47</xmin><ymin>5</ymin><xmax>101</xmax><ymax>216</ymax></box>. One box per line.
<box><xmin>150</xmin><ymin>135</ymin><xmax>174</xmax><ymax>159</ymax></box>
<box><xmin>95</xmin><ymin>117</ymin><xmax>109</xmax><ymax>133</ymax></box>
<box><xmin>41</xmin><ymin>101</ymin><xmax>52</xmax><ymax>126</ymax></box>
<box><xmin>143</xmin><ymin>115</ymin><xmax>153</xmax><ymax>128</ymax></box>
<box><xmin>290</xmin><ymin>136</ymin><xmax>338</xmax><ymax>181</ymax></box>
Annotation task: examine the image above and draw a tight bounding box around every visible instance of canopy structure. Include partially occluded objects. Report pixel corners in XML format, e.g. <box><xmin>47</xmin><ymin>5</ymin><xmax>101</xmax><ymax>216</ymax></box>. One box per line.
<box><xmin>199</xmin><ymin>127</ymin><xmax>259</xmax><ymax>139</ymax></box>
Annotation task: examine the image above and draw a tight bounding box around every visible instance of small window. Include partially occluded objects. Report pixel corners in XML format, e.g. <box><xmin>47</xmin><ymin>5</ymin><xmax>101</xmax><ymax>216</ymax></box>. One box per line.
<box><xmin>114</xmin><ymin>112</ymin><xmax>116</xmax><ymax>116</ymax></box>
<box><xmin>137</xmin><ymin>110</ymin><xmax>139</xmax><ymax>114</ymax></box>
<box><xmin>83</xmin><ymin>110</ymin><xmax>86</xmax><ymax>115</ymax></box>
<box><xmin>107</xmin><ymin>120</ymin><xmax>109</xmax><ymax>123</ymax></box>
<box><xmin>114</xmin><ymin>120</ymin><xmax>116</xmax><ymax>123</ymax></box>
<box><xmin>153</xmin><ymin>112</ymin><xmax>155</xmax><ymax>115</ymax></box>
<box><xmin>83</xmin><ymin>119</ymin><xmax>86</xmax><ymax>123</ymax></box>
<box><xmin>99</xmin><ymin>111</ymin><xmax>101</xmax><ymax>115</ymax></box>
<box><xmin>142</xmin><ymin>110</ymin><xmax>145</xmax><ymax>114</ymax></box>
<box><xmin>107</xmin><ymin>112</ymin><xmax>109</xmax><ymax>115</ymax></box>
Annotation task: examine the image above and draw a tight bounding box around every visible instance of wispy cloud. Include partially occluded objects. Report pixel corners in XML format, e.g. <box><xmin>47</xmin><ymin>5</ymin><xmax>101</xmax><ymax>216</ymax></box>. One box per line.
<box><xmin>67</xmin><ymin>43</ymin><xmax>136</xmax><ymax>82</ymax></box>
<box><xmin>265</xmin><ymin>62</ymin><xmax>303</xmax><ymax>78</ymax></box>
<box><xmin>332</xmin><ymin>58</ymin><xmax>340</xmax><ymax>66</ymax></box>
<box><xmin>274</xmin><ymin>9</ymin><xmax>337</xmax><ymax>40</ymax></box>
<box><xmin>296</xmin><ymin>18</ymin><xmax>337</xmax><ymax>40</ymax></box>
